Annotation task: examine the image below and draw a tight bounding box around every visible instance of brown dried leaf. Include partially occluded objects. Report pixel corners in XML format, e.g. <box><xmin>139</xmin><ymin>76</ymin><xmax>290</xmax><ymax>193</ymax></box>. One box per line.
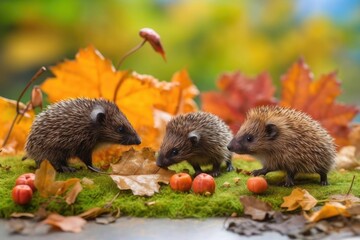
<box><xmin>281</xmin><ymin>188</ymin><xmax>318</xmax><ymax>211</ymax></box>
<box><xmin>65</xmin><ymin>181</ymin><xmax>83</xmax><ymax>205</ymax></box>
<box><xmin>42</xmin><ymin>213</ymin><xmax>86</xmax><ymax>233</ymax></box>
<box><xmin>240</xmin><ymin>196</ymin><xmax>274</xmax><ymax>221</ymax></box>
<box><xmin>347</xmin><ymin>205</ymin><xmax>360</xmax><ymax>216</ymax></box>
<box><xmin>329</xmin><ymin>194</ymin><xmax>360</xmax><ymax>206</ymax></box>
<box><xmin>10</xmin><ymin>213</ymin><xmax>35</xmax><ymax>218</ymax></box>
<box><xmin>110</xmin><ymin>174</ymin><xmax>166</xmax><ymax>197</ymax></box>
<box><xmin>109</xmin><ymin>147</ymin><xmax>174</xmax><ymax>196</ymax></box>
<box><xmin>81</xmin><ymin>177</ymin><xmax>94</xmax><ymax>185</ymax></box>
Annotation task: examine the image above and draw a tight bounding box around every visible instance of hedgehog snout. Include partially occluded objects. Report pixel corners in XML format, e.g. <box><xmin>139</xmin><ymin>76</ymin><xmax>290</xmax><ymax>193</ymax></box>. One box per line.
<box><xmin>156</xmin><ymin>153</ymin><xmax>169</xmax><ymax>168</ymax></box>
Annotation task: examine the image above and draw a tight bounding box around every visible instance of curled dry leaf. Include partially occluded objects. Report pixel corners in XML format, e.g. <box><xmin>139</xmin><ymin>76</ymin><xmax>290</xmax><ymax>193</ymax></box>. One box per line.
<box><xmin>240</xmin><ymin>196</ymin><xmax>274</xmax><ymax>221</ymax></box>
<box><xmin>110</xmin><ymin>147</ymin><xmax>174</xmax><ymax>196</ymax></box>
<box><xmin>78</xmin><ymin>207</ymin><xmax>112</xmax><ymax>220</ymax></box>
<box><xmin>304</xmin><ymin>202</ymin><xmax>350</xmax><ymax>223</ymax></box>
<box><xmin>139</xmin><ymin>28</ymin><xmax>166</xmax><ymax>61</ymax></box>
<box><xmin>281</xmin><ymin>188</ymin><xmax>318</xmax><ymax>211</ymax></box>
<box><xmin>42</xmin><ymin>213</ymin><xmax>86</xmax><ymax>233</ymax></box>
<box><xmin>0</xmin><ymin>96</ymin><xmax>35</xmax><ymax>155</ymax></box>
<box><xmin>328</xmin><ymin>194</ymin><xmax>360</xmax><ymax>206</ymax></box>
<box><xmin>10</xmin><ymin>213</ymin><xmax>35</xmax><ymax>219</ymax></box>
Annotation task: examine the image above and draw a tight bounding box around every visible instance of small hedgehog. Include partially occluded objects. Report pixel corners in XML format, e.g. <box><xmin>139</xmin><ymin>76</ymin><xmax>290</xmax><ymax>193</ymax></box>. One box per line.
<box><xmin>227</xmin><ymin>106</ymin><xmax>336</xmax><ymax>187</ymax></box>
<box><xmin>25</xmin><ymin>98</ymin><xmax>141</xmax><ymax>172</ymax></box>
<box><xmin>156</xmin><ymin>111</ymin><xmax>234</xmax><ymax>177</ymax></box>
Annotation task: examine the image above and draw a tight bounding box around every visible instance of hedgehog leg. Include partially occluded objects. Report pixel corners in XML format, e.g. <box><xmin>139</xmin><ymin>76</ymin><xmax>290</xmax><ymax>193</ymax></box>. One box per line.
<box><xmin>225</xmin><ymin>159</ymin><xmax>234</xmax><ymax>172</ymax></box>
<box><xmin>284</xmin><ymin>171</ymin><xmax>296</xmax><ymax>187</ymax></box>
<box><xmin>79</xmin><ymin>152</ymin><xmax>102</xmax><ymax>173</ymax></box>
<box><xmin>49</xmin><ymin>157</ymin><xmax>76</xmax><ymax>173</ymax></box>
<box><xmin>211</xmin><ymin>161</ymin><xmax>221</xmax><ymax>177</ymax></box>
<box><xmin>251</xmin><ymin>167</ymin><xmax>269</xmax><ymax>176</ymax></box>
<box><xmin>319</xmin><ymin>172</ymin><xmax>329</xmax><ymax>186</ymax></box>
<box><xmin>191</xmin><ymin>163</ymin><xmax>203</xmax><ymax>176</ymax></box>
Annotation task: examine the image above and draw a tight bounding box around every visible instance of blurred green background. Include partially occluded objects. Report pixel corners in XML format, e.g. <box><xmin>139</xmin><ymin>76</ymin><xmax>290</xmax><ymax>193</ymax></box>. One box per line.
<box><xmin>0</xmin><ymin>0</ymin><xmax>359</xmax><ymax>104</ymax></box>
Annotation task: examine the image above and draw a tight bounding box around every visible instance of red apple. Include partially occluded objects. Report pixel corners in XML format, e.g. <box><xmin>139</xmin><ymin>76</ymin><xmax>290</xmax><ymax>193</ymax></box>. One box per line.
<box><xmin>246</xmin><ymin>177</ymin><xmax>268</xmax><ymax>194</ymax></box>
<box><xmin>15</xmin><ymin>173</ymin><xmax>36</xmax><ymax>192</ymax></box>
<box><xmin>192</xmin><ymin>173</ymin><xmax>216</xmax><ymax>195</ymax></box>
<box><xmin>170</xmin><ymin>173</ymin><xmax>192</xmax><ymax>192</ymax></box>
<box><xmin>12</xmin><ymin>185</ymin><xmax>33</xmax><ymax>205</ymax></box>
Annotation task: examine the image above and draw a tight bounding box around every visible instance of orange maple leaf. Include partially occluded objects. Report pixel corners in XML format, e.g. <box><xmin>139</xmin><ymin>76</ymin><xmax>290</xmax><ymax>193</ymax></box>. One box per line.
<box><xmin>201</xmin><ymin>72</ymin><xmax>277</xmax><ymax>133</ymax></box>
<box><xmin>280</xmin><ymin>59</ymin><xmax>359</xmax><ymax>147</ymax></box>
<box><xmin>41</xmin><ymin>45</ymin><xmax>198</xmax><ymax>165</ymax></box>
<box><xmin>0</xmin><ymin>97</ymin><xmax>35</xmax><ymax>155</ymax></box>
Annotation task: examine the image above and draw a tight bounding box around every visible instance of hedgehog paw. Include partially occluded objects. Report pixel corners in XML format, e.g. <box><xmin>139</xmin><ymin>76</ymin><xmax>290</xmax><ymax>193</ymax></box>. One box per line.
<box><xmin>226</xmin><ymin>163</ymin><xmax>234</xmax><ymax>172</ymax></box>
<box><xmin>320</xmin><ymin>180</ymin><xmax>329</xmax><ymax>186</ymax></box>
<box><xmin>251</xmin><ymin>168</ymin><xmax>267</xmax><ymax>176</ymax></box>
<box><xmin>60</xmin><ymin>166</ymin><xmax>77</xmax><ymax>173</ymax></box>
<box><xmin>210</xmin><ymin>171</ymin><xmax>220</xmax><ymax>177</ymax></box>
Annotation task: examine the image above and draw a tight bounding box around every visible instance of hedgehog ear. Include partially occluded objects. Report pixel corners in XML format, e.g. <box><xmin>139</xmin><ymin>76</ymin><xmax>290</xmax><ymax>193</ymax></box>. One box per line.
<box><xmin>91</xmin><ymin>105</ymin><xmax>105</xmax><ymax>123</ymax></box>
<box><xmin>188</xmin><ymin>130</ymin><xmax>200</xmax><ymax>145</ymax></box>
<box><xmin>265</xmin><ymin>123</ymin><xmax>278</xmax><ymax>140</ymax></box>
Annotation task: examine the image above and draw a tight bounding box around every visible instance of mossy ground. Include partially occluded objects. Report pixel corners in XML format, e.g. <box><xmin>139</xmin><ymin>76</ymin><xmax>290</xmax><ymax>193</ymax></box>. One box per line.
<box><xmin>0</xmin><ymin>156</ymin><xmax>359</xmax><ymax>219</ymax></box>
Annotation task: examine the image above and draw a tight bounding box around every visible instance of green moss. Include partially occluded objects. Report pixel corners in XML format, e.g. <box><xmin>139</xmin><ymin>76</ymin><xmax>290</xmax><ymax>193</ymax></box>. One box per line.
<box><xmin>0</xmin><ymin>156</ymin><xmax>359</xmax><ymax>219</ymax></box>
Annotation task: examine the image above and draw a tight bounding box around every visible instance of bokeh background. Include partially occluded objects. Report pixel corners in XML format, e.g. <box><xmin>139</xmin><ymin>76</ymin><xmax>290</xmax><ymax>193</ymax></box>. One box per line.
<box><xmin>0</xmin><ymin>0</ymin><xmax>359</xmax><ymax>104</ymax></box>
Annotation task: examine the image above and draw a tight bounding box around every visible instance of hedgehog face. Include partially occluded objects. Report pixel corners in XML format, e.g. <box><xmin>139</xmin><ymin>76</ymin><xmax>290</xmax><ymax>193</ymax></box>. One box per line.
<box><xmin>227</xmin><ymin>120</ymin><xmax>278</xmax><ymax>155</ymax></box>
<box><xmin>91</xmin><ymin>105</ymin><xmax>141</xmax><ymax>145</ymax></box>
<box><xmin>156</xmin><ymin>130</ymin><xmax>199</xmax><ymax>168</ymax></box>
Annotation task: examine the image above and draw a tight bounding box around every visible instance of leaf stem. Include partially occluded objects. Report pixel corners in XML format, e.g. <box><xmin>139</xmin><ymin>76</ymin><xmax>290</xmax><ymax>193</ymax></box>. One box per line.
<box><xmin>2</xmin><ymin>67</ymin><xmax>46</xmax><ymax>148</ymax></box>
<box><xmin>116</xmin><ymin>40</ymin><xmax>147</xmax><ymax>70</ymax></box>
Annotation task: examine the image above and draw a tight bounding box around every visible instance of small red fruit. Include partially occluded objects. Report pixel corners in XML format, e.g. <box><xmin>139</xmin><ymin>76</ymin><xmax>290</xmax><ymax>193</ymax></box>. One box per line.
<box><xmin>170</xmin><ymin>173</ymin><xmax>192</xmax><ymax>192</ymax></box>
<box><xmin>12</xmin><ymin>185</ymin><xmax>33</xmax><ymax>205</ymax></box>
<box><xmin>192</xmin><ymin>173</ymin><xmax>216</xmax><ymax>195</ymax></box>
<box><xmin>15</xmin><ymin>173</ymin><xmax>36</xmax><ymax>192</ymax></box>
<box><xmin>246</xmin><ymin>177</ymin><xmax>268</xmax><ymax>194</ymax></box>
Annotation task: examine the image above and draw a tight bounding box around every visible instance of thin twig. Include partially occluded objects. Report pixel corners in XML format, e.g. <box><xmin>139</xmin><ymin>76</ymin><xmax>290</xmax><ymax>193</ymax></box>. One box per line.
<box><xmin>116</xmin><ymin>40</ymin><xmax>146</xmax><ymax>70</ymax></box>
<box><xmin>346</xmin><ymin>175</ymin><xmax>356</xmax><ymax>196</ymax></box>
<box><xmin>113</xmin><ymin>70</ymin><xmax>131</xmax><ymax>102</ymax></box>
<box><xmin>104</xmin><ymin>191</ymin><xmax>121</xmax><ymax>209</ymax></box>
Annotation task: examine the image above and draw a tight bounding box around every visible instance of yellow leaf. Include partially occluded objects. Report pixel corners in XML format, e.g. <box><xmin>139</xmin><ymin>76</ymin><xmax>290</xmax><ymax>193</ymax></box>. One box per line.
<box><xmin>65</xmin><ymin>181</ymin><xmax>83</xmax><ymax>205</ymax></box>
<box><xmin>35</xmin><ymin>160</ymin><xmax>56</xmax><ymax>198</ymax></box>
<box><xmin>0</xmin><ymin>96</ymin><xmax>35</xmax><ymax>155</ymax></box>
<box><xmin>281</xmin><ymin>188</ymin><xmax>318</xmax><ymax>211</ymax></box>
<box><xmin>305</xmin><ymin>202</ymin><xmax>350</xmax><ymax>222</ymax></box>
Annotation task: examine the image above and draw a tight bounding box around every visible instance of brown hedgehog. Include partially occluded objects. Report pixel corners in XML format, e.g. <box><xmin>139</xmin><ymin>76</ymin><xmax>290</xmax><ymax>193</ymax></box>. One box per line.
<box><xmin>156</xmin><ymin>111</ymin><xmax>234</xmax><ymax>177</ymax></box>
<box><xmin>227</xmin><ymin>106</ymin><xmax>336</xmax><ymax>186</ymax></box>
<box><xmin>25</xmin><ymin>98</ymin><xmax>141</xmax><ymax>172</ymax></box>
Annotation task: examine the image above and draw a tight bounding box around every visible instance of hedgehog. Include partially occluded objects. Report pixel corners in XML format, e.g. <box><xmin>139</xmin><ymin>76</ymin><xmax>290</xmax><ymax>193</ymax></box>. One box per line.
<box><xmin>24</xmin><ymin>98</ymin><xmax>141</xmax><ymax>172</ymax></box>
<box><xmin>156</xmin><ymin>111</ymin><xmax>234</xmax><ymax>177</ymax></box>
<box><xmin>227</xmin><ymin>106</ymin><xmax>336</xmax><ymax>187</ymax></box>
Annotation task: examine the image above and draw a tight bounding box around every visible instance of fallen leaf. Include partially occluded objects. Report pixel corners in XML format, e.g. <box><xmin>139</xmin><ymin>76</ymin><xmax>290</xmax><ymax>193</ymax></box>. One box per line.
<box><xmin>65</xmin><ymin>181</ymin><xmax>83</xmax><ymax>205</ymax></box>
<box><xmin>0</xmin><ymin>96</ymin><xmax>35</xmax><ymax>155</ymax></box>
<box><xmin>335</xmin><ymin>146</ymin><xmax>360</xmax><ymax>170</ymax></box>
<box><xmin>329</xmin><ymin>194</ymin><xmax>360</xmax><ymax>206</ymax></box>
<box><xmin>240</xmin><ymin>196</ymin><xmax>274</xmax><ymax>221</ymax></box>
<box><xmin>305</xmin><ymin>202</ymin><xmax>350</xmax><ymax>222</ymax></box>
<box><xmin>42</xmin><ymin>213</ymin><xmax>86</xmax><ymax>233</ymax></box>
<box><xmin>35</xmin><ymin>160</ymin><xmax>81</xmax><ymax>198</ymax></box>
<box><xmin>109</xmin><ymin>147</ymin><xmax>174</xmax><ymax>196</ymax></box>
<box><xmin>111</xmin><ymin>174</ymin><xmax>167</xmax><ymax>197</ymax></box>
<box><xmin>280</xmin><ymin>59</ymin><xmax>359</xmax><ymax>148</ymax></box>
<box><xmin>281</xmin><ymin>188</ymin><xmax>318</xmax><ymax>211</ymax></box>
<box><xmin>8</xmin><ymin>219</ymin><xmax>51</xmax><ymax>235</ymax></box>
<box><xmin>347</xmin><ymin>205</ymin><xmax>360</xmax><ymax>216</ymax></box>
<box><xmin>81</xmin><ymin>177</ymin><xmax>94</xmax><ymax>185</ymax></box>
<box><xmin>78</xmin><ymin>207</ymin><xmax>112</xmax><ymax>220</ymax></box>
<box><xmin>201</xmin><ymin>72</ymin><xmax>276</xmax><ymax>133</ymax></box>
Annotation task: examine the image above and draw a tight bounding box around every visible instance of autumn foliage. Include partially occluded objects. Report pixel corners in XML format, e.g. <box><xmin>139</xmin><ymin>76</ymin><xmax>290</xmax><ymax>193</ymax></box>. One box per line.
<box><xmin>202</xmin><ymin>59</ymin><xmax>358</xmax><ymax>148</ymax></box>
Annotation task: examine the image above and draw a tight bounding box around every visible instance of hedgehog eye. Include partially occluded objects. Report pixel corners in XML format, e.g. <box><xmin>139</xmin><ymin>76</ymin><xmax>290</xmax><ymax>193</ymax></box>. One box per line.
<box><xmin>117</xmin><ymin>125</ymin><xmax>125</xmax><ymax>133</ymax></box>
<box><xmin>170</xmin><ymin>148</ymin><xmax>179</xmax><ymax>157</ymax></box>
<box><xmin>246</xmin><ymin>135</ymin><xmax>254</xmax><ymax>142</ymax></box>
